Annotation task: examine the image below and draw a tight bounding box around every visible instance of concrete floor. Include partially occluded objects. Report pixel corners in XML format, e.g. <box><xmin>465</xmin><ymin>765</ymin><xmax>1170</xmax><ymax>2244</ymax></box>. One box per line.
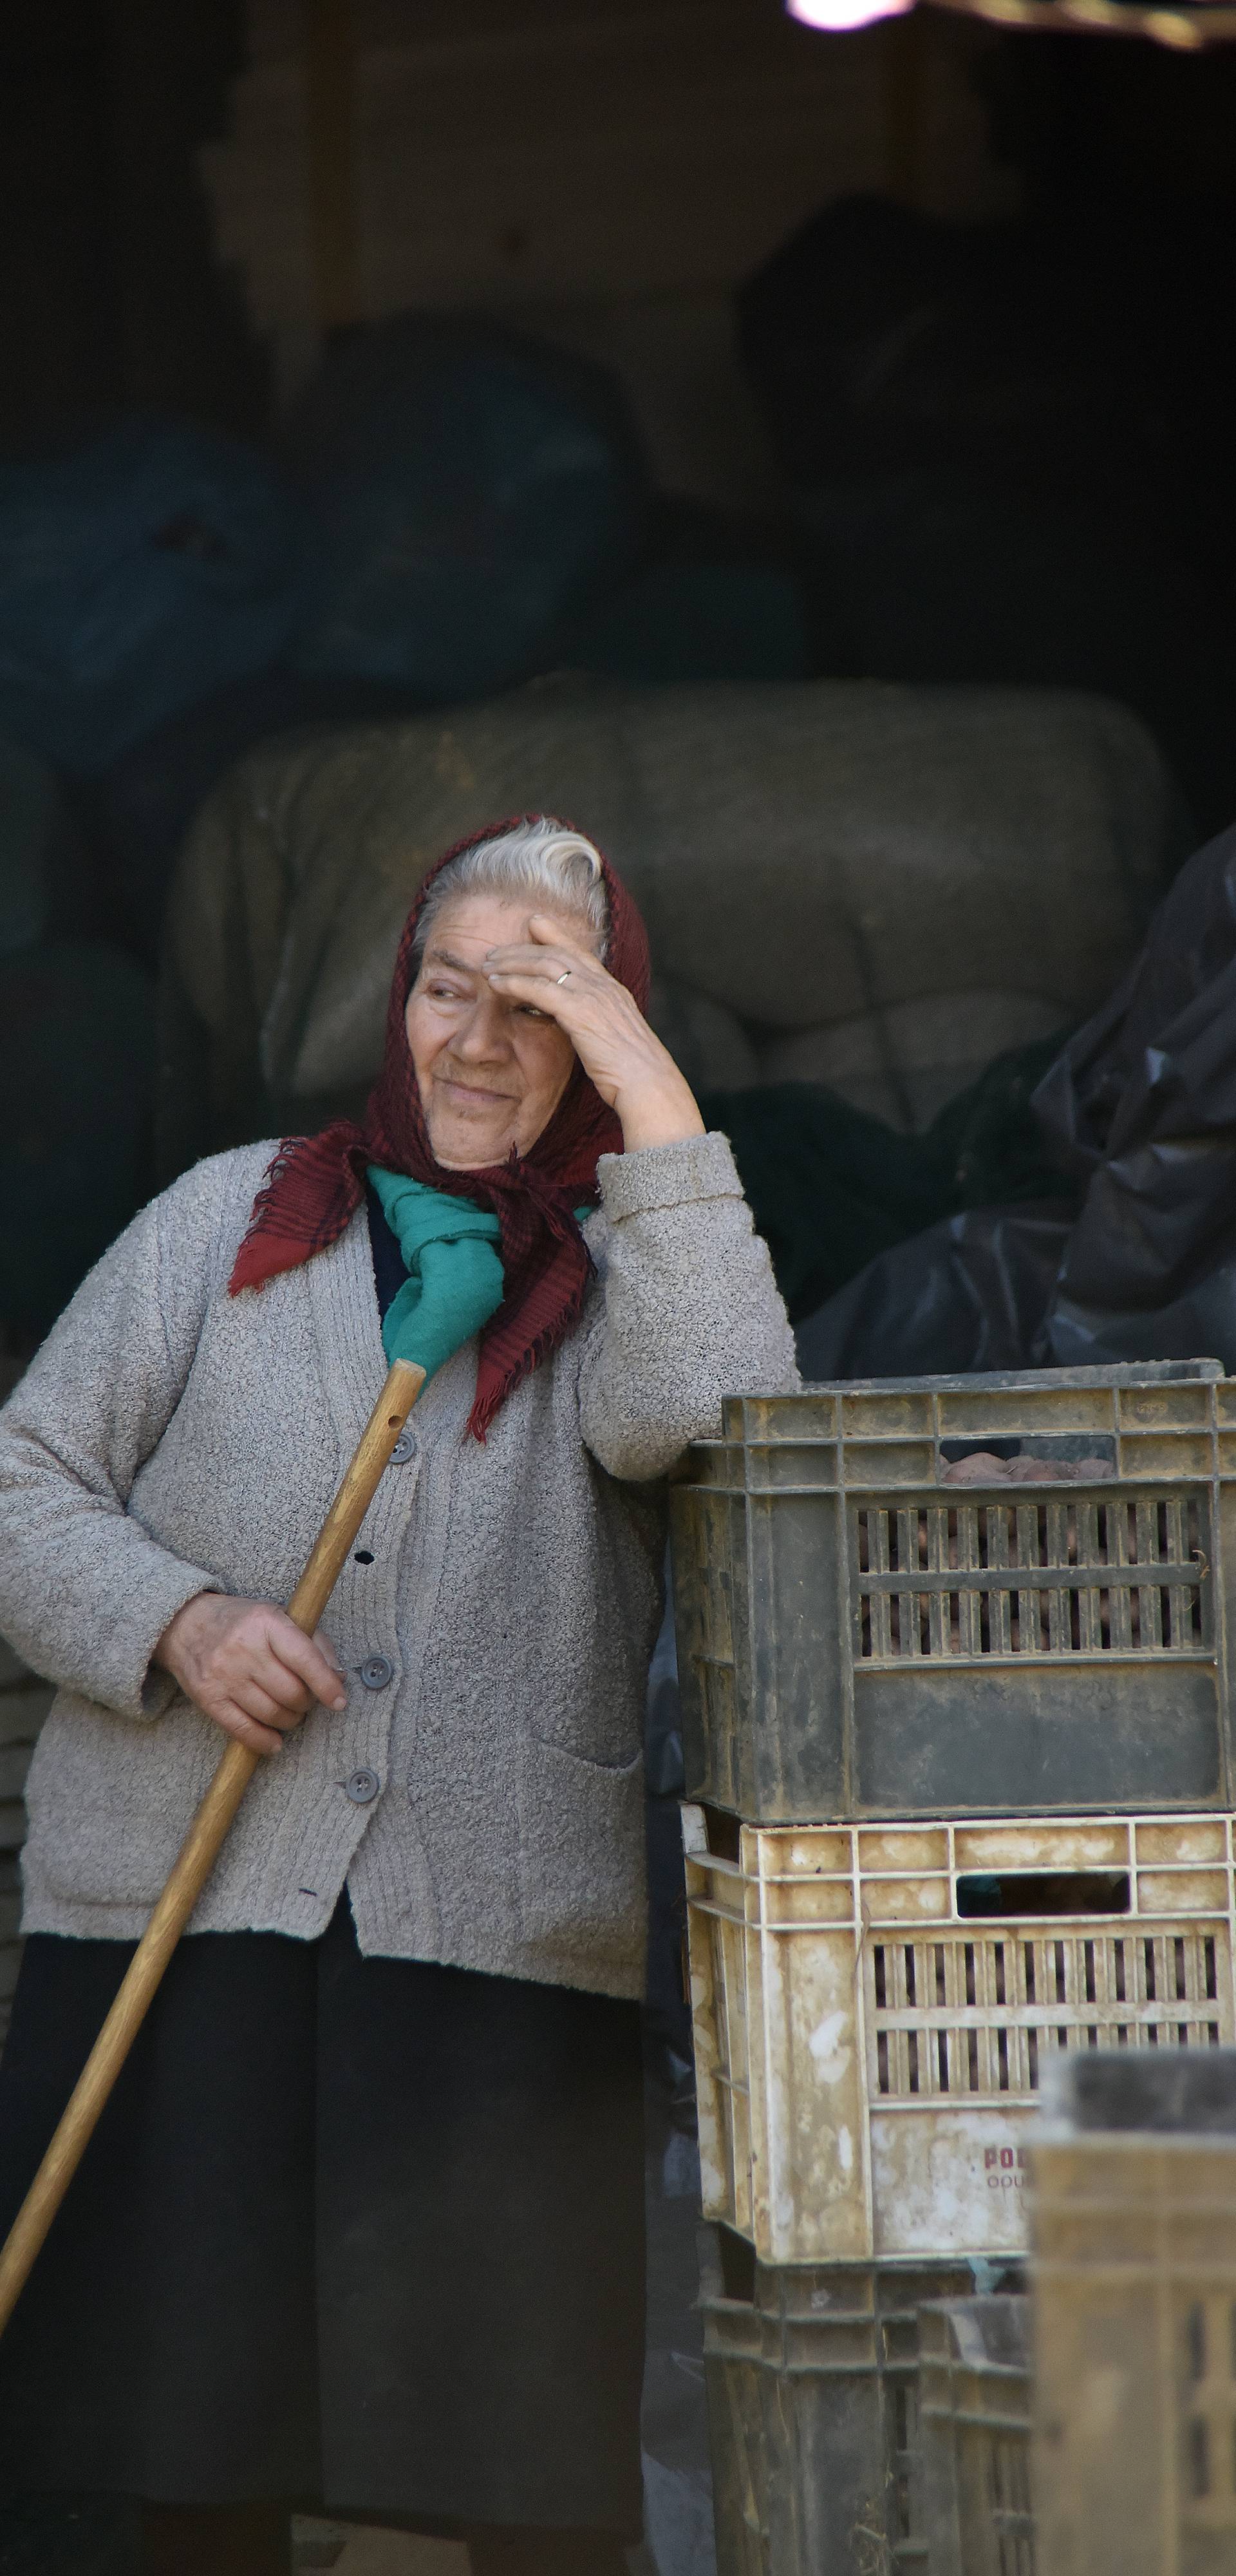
<box><xmin>292</xmin><ymin>2535</ymin><xmax>660</xmax><ymax>2574</ymax></box>
<box><xmin>292</xmin><ymin>2531</ymin><xmax>468</xmax><ymax>2573</ymax></box>
<box><xmin>294</xmin><ymin>2536</ymin><xmax>660</xmax><ymax>2574</ymax></box>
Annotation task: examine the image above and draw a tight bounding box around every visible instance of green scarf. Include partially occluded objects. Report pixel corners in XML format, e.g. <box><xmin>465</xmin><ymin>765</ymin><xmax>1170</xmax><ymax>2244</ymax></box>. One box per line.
<box><xmin>368</xmin><ymin>1167</ymin><xmax>506</xmax><ymax>1381</ymax></box>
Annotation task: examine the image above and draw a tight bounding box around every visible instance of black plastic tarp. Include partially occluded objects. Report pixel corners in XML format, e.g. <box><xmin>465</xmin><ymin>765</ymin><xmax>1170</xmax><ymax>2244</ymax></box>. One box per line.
<box><xmin>798</xmin><ymin>819</ymin><xmax>1236</xmax><ymax>1381</ymax></box>
<box><xmin>706</xmin><ymin>1035</ymin><xmax>1069</xmax><ymax>1328</ymax></box>
<box><xmin>1035</xmin><ymin>818</ymin><xmax>1236</xmax><ymax>1369</ymax></box>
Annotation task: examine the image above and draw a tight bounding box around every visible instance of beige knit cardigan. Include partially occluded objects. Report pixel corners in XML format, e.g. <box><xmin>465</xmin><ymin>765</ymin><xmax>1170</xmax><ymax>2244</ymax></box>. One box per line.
<box><xmin>0</xmin><ymin>1133</ymin><xmax>797</xmax><ymax>2000</ymax></box>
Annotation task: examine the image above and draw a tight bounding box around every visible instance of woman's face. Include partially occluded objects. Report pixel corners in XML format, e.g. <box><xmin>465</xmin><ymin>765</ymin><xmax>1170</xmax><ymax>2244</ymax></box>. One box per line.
<box><xmin>405</xmin><ymin>892</ymin><xmax>594</xmax><ymax>1168</ymax></box>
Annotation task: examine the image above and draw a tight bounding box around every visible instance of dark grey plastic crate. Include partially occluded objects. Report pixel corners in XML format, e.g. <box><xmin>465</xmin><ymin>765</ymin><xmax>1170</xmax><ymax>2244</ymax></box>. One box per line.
<box><xmin>918</xmin><ymin>2296</ymin><xmax>1034</xmax><ymax>2576</ymax></box>
<box><xmin>698</xmin><ymin>2226</ymin><xmax>991</xmax><ymax>2575</ymax></box>
<box><xmin>670</xmin><ymin>1362</ymin><xmax>1236</xmax><ymax>1822</ymax></box>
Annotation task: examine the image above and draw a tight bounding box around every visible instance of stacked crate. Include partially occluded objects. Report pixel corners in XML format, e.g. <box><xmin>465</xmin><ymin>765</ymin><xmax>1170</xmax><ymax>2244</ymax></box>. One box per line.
<box><xmin>670</xmin><ymin>1359</ymin><xmax>1236</xmax><ymax>2571</ymax></box>
<box><xmin>918</xmin><ymin>2295</ymin><xmax>1034</xmax><ymax>2576</ymax></box>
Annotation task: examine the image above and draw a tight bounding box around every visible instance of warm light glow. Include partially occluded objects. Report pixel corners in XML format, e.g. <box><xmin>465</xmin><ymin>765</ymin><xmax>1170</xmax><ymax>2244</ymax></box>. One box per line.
<box><xmin>787</xmin><ymin>0</ymin><xmax>915</xmax><ymax>24</ymax></box>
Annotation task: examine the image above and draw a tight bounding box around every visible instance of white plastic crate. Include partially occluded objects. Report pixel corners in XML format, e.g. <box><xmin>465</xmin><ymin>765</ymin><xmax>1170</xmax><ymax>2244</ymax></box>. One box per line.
<box><xmin>684</xmin><ymin>1806</ymin><xmax>1236</xmax><ymax>2264</ymax></box>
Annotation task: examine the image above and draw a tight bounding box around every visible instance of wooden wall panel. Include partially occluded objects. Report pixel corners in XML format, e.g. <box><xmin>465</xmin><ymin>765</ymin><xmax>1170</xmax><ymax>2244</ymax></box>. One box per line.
<box><xmin>201</xmin><ymin>0</ymin><xmax>1016</xmax><ymax>499</ymax></box>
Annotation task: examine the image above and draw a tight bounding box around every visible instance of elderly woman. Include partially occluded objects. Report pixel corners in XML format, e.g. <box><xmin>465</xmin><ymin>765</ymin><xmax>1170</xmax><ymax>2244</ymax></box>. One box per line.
<box><xmin>0</xmin><ymin>817</ymin><xmax>796</xmax><ymax>2576</ymax></box>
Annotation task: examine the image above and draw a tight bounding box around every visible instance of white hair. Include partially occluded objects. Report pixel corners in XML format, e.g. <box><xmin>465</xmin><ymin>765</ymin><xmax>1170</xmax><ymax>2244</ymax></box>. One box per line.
<box><xmin>415</xmin><ymin>816</ymin><xmax>610</xmax><ymax>960</ymax></box>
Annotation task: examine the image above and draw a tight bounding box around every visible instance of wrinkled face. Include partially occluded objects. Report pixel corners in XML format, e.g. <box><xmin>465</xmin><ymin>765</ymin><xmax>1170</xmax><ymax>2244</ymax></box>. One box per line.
<box><xmin>405</xmin><ymin>892</ymin><xmax>596</xmax><ymax>1168</ymax></box>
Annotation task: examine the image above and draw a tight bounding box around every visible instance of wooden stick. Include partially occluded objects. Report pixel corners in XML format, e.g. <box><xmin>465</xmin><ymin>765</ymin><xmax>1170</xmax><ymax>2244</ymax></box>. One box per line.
<box><xmin>0</xmin><ymin>1356</ymin><xmax>426</xmax><ymax>2340</ymax></box>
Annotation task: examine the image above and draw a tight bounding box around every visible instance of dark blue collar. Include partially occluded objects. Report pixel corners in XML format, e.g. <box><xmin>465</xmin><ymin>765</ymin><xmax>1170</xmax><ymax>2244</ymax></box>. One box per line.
<box><xmin>365</xmin><ymin>1180</ymin><xmax>407</xmax><ymax>1326</ymax></box>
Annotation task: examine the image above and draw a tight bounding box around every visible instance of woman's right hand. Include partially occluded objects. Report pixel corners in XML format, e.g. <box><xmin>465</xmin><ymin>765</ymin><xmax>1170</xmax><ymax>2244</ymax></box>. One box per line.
<box><xmin>153</xmin><ymin>1593</ymin><xmax>348</xmax><ymax>1756</ymax></box>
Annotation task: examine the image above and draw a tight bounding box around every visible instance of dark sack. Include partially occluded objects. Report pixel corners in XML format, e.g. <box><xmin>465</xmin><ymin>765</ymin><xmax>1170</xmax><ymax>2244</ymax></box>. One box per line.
<box><xmin>797</xmin><ymin>472</ymin><xmax>1234</xmax><ymax>836</ymax></box>
<box><xmin>0</xmin><ymin>942</ymin><xmax>154</xmax><ymax>1331</ymax></box>
<box><xmin>0</xmin><ymin>734</ymin><xmax>95</xmax><ymax>956</ymax></box>
<box><xmin>0</xmin><ymin>420</ymin><xmax>303</xmax><ymax>773</ymax></box>
<box><xmin>570</xmin><ymin>559</ymin><xmax>809</xmax><ymax>685</ymax></box>
<box><xmin>283</xmin><ymin>315</ymin><xmax>647</xmax><ymax>699</ymax></box>
<box><xmin>78</xmin><ymin>670</ymin><xmax>422</xmax><ymax>969</ymax></box>
<box><xmin>704</xmin><ymin>1035</ymin><xmax>1069</xmax><ymax>1327</ymax></box>
<box><xmin>738</xmin><ymin>193</ymin><xmax>1236</xmax><ymax>580</ymax></box>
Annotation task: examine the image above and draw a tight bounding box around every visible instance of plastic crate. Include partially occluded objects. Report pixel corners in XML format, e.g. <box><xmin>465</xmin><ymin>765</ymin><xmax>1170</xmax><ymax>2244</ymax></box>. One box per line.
<box><xmin>669</xmin><ymin>1361</ymin><xmax>1235</xmax><ymax>1822</ymax></box>
<box><xmin>698</xmin><ymin>2224</ymin><xmax>982</xmax><ymax>2575</ymax></box>
<box><xmin>1032</xmin><ymin>2130</ymin><xmax>1236</xmax><ymax>2576</ymax></box>
<box><xmin>684</xmin><ymin>1804</ymin><xmax>1236</xmax><ymax>2264</ymax></box>
<box><xmin>918</xmin><ymin>2297</ymin><xmax>1034</xmax><ymax>2576</ymax></box>
<box><xmin>1044</xmin><ymin>2041</ymin><xmax>1236</xmax><ymax>2136</ymax></box>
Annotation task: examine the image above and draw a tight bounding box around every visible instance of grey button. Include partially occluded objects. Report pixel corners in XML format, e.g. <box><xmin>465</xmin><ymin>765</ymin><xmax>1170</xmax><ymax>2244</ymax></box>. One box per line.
<box><xmin>344</xmin><ymin>1767</ymin><xmax>380</xmax><ymax>1805</ymax></box>
<box><xmin>359</xmin><ymin>1653</ymin><xmax>395</xmax><ymax>1690</ymax></box>
<box><xmin>389</xmin><ymin>1430</ymin><xmax>417</xmax><ymax>1465</ymax></box>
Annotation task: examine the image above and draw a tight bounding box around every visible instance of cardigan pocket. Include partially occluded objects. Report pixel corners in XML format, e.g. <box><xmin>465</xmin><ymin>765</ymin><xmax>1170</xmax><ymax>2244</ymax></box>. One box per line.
<box><xmin>515</xmin><ymin>1736</ymin><xmax>644</xmax><ymax>1955</ymax></box>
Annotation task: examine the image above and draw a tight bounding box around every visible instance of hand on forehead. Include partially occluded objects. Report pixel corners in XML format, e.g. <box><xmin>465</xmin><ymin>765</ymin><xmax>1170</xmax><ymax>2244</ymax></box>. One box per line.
<box><xmin>419</xmin><ymin>896</ymin><xmax>601</xmax><ymax>974</ymax></box>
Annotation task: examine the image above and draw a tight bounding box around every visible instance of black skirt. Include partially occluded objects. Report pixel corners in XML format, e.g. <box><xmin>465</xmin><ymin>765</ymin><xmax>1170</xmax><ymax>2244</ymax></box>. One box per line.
<box><xmin>0</xmin><ymin>1902</ymin><xmax>645</xmax><ymax>2535</ymax></box>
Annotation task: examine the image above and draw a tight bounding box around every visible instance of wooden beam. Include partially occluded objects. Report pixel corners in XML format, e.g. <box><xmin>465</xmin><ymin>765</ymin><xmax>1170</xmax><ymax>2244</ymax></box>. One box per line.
<box><xmin>301</xmin><ymin>0</ymin><xmax>359</xmax><ymax>328</ymax></box>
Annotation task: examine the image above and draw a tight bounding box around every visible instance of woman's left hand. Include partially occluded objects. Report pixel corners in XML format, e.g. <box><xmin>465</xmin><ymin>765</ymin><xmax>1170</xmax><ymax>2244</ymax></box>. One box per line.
<box><xmin>483</xmin><ymin>915</ymin><xmax>706</xmax><ymax>1152</ymax></box>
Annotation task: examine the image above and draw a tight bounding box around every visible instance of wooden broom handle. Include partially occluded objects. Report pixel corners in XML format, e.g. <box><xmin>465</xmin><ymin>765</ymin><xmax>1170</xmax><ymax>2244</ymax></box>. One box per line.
<box><xmin>0</xmin><ymin>1355</ymin><xmax>426</xmax><ymax>2340</ymax></box>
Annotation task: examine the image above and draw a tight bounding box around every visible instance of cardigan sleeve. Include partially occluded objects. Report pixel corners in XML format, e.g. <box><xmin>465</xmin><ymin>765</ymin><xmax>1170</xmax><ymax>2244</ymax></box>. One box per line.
<box><xmin>0</xmin><ymin>1165</ymin><xmax>232</xmax><ymax>1721</ymax></box>
<box><xmin>577</xmin><ymin>1132</ymin><xmax>800</xmax><ymax>1482</ymax></box>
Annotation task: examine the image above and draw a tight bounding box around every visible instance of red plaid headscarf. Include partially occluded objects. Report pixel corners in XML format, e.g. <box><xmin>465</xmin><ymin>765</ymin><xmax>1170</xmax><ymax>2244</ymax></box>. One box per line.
<box><xmin>229</xmin><ymin>817</ymin><xmax>651</xmax><ymax>1437</ymax></box>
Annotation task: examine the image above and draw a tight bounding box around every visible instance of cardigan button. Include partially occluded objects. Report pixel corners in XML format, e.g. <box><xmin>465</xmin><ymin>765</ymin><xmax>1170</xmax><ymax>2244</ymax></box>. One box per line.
<box><xmin>344</xmin><ymin>1767</ymin><xmax>380</xmax><ymax>1804</ymax></box>
<box><xmin>389</xmin><ymin>1430</ymin><xmax>416</xmax><ymax>1465</ymax></box>
<box><xmin>358</xmin><ymin>1654</ymin><xmax>395</xmax><ymax>1690</ymax></box>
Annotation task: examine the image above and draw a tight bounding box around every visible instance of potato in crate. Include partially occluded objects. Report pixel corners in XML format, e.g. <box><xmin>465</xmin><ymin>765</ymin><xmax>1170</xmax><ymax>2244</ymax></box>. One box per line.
<box><xmin>684</xmin><ymin>1805</ymin><xmax>1236</xmax><ymax>2264</ymax></box>
<box><xmin>670</xmin><ymin>1362</ymin><xmax>1236</xmax><ymax>1821</ymax></box>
